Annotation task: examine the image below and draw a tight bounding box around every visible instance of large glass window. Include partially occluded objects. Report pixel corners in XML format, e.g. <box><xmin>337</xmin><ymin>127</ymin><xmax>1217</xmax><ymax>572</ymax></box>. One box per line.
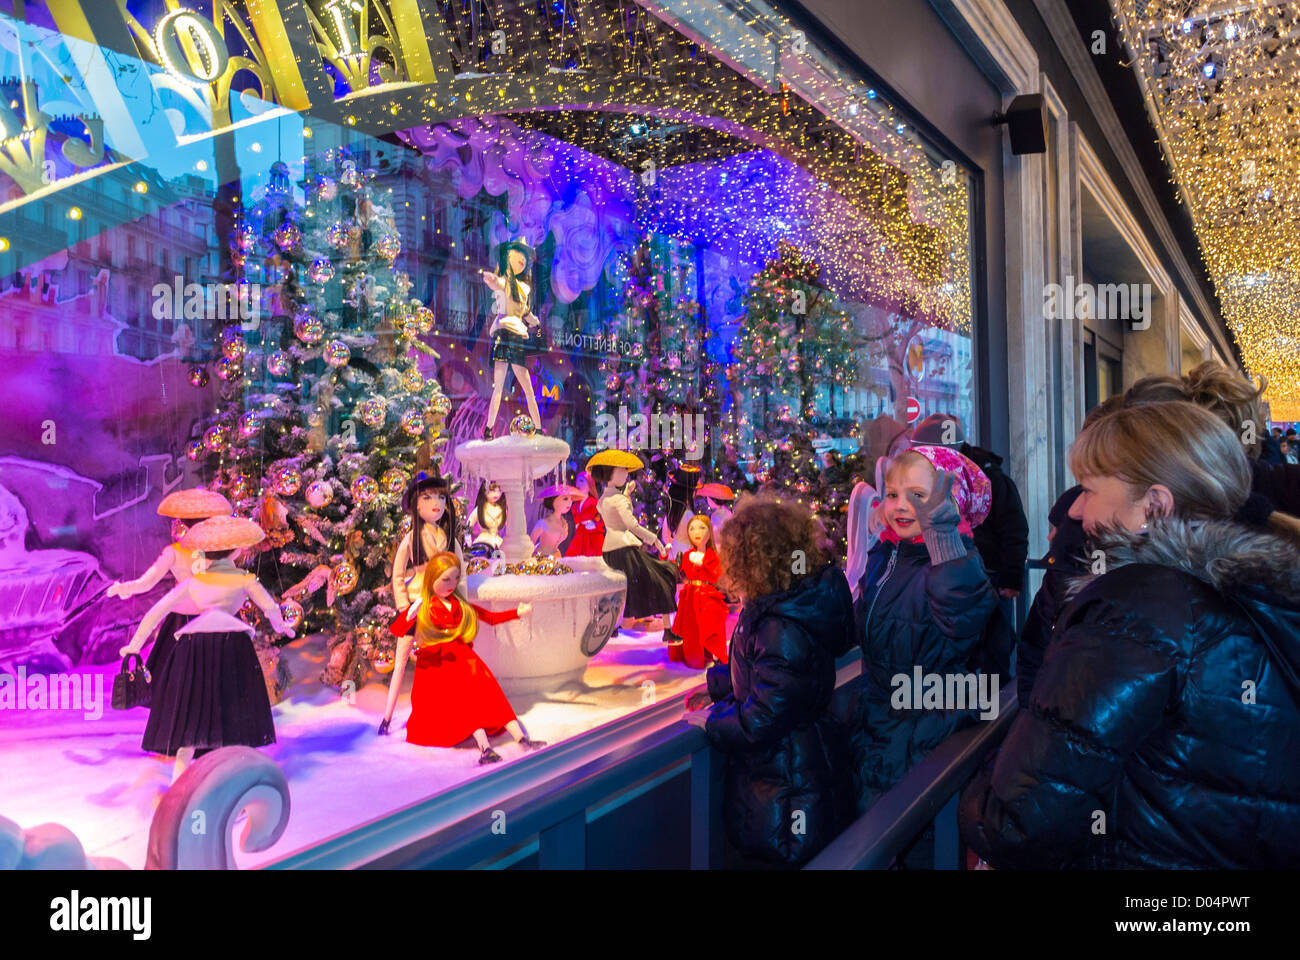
<box><xmin>0</xmin><ymin>0</ymin><xmax>977</xmax><ymax>862</ymax></box>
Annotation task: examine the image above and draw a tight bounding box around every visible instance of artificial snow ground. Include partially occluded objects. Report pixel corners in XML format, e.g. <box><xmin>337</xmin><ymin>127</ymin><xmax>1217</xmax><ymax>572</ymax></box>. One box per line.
<box><xmin>0</xmin><ymin>624</ymin><xmax>723</xmax><ymax>869</ymax></box>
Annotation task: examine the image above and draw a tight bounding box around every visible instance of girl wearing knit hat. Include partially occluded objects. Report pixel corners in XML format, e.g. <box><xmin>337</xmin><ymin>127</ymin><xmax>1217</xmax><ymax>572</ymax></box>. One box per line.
<box><xmin>846</xmin><ymin>445</ymin><xmax>999</xmax><ymax>864</ymax></box>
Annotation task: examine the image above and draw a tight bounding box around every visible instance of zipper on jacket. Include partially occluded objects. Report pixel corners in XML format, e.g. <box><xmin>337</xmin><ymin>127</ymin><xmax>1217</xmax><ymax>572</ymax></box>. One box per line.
<box><xmin>863</xmin><ymin>548</ymin><xmax>898</xmax><ymax>640</ymax></box>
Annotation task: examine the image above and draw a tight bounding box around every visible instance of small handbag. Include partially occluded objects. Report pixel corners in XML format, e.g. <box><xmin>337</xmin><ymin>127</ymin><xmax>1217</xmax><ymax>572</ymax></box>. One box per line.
<box><xmin>111</xmin><ymin>653</ymin><xmax>152</xmax><ymax>710</ymax></box>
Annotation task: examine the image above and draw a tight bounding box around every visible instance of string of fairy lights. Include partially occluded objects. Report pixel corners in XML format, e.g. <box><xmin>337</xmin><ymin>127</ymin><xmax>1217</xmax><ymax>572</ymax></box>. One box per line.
<box><xmin>1113</xmin><ymin>1</ymin><xmax>1300</xmax><ymax>418</ymax></box>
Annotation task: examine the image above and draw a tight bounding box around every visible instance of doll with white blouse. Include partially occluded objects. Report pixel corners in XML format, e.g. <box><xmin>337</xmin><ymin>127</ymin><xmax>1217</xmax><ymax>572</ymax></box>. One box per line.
<box><xmin>118</xmin><ymin>516</ymin><xmax>293</xmax><ymax>783</ymax></box>
<box><xmin>588</xmin><ymin>450</ymin><xmax>682</xmax><ymax>643</ymax></box>
<box><xmin>481</xmin><ymin>237</ymin><xmax>544</xmax><ymax>439</ymax></box>
<box><xmin>106</xmin><ymin>487</ymin><xmax>233</xmax><ymax>678</ymax></box>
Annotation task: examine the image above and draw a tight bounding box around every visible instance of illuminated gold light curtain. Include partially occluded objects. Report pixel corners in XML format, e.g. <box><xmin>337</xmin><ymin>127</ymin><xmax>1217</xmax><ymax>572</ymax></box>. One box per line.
<box><xmin>1113</xmin><ymin>1</ymin><xmax>1300</xmax><ymax>418</ymax></box>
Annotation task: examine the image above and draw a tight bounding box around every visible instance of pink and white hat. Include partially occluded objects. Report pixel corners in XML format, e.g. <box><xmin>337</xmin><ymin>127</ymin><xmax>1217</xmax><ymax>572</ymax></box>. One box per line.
<box><xmin>907</xmin><ymin>444</ymin><xmax>992</xmax><ymax>529</ymax></box>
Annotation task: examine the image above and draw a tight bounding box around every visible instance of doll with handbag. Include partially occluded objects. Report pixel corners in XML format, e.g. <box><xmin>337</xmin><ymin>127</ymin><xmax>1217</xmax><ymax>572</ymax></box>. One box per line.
<box><xmin>380</xmin><ymin>551</ymin><xmax>546</xmax><ymax>764</ymax></box>
<box><xmin>118</xmin><ymin>516</ymin><xmax>294</xmax><ymax>782</ymax></box>
<box><xmin>107</xmin><ymin>488</ymin><xmax>233</xmax><ymax>679</ymax></box>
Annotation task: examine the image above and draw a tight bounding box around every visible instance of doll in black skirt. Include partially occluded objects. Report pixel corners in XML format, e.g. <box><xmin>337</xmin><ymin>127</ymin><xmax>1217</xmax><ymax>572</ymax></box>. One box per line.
<box><xmin>481</xmin><ymin>237</ymin><xmax>544</xmax><ymax>438</ymax></box>
<box><xmin>588</xmin><ymin>449</ymin><xmax>683</xmax><ymax>645</ymax></box>
<box><xmin>119</xmin><ymin>516</ymin><xmax>294</xmax><ymax>783</ymax></box>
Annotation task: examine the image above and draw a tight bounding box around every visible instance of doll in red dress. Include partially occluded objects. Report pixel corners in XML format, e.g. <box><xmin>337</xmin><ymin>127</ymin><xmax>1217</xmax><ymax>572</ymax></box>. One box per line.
<box><xmin>380</xmin><ymin>552</ymin><xmax>545</xmax><ymax>764</ymax></box>
<box><xmin>673</xmin><ymin>515</ymin><xmax>730</xmax><ymax>668</ymax></box>
<box><xmin>564</xmin><ymin>471</ymin><xmax>605</xmax><ymax>557</ymax></box>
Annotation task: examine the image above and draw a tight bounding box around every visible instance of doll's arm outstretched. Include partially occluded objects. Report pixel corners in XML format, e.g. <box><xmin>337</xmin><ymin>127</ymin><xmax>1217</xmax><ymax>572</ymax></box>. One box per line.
<box><xmin>120</xmin><ymin>580</ymin><xmax>189</xmax><ymax>656</ymax></box>
<box><xmin>108</xmin><ymin>544</ymin><xmax>176</xmax><ymax>599</ymax></box>
<box><xmin>611</xmin><ymin>495</ymin><xmax>665</xmax><ymax>552</ymax></box>
<box><xmin>247</xmin><ymin>576</ymin><xmax>293</xmax><ymax>636</ymax></box>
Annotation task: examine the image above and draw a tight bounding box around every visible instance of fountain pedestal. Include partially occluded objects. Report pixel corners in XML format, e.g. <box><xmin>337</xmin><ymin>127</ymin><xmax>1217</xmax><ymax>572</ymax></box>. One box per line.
<box><xmin>454</xmin><ymin>435</ymin><xmax>628</xmax><ymax>693</ymax></box>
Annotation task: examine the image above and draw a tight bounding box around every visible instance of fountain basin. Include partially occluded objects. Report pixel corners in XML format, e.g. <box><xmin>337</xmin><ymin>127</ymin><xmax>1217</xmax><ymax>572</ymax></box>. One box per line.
<box><xmin>466</xmin><ymin>557</ymin><xmax>627</xmax><ymax>694</ymax></box>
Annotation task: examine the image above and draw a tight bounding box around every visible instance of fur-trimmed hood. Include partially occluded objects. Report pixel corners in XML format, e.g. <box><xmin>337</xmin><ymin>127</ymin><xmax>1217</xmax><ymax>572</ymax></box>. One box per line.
<box><xmin>1069</xmin><ymin>515</ymin><xmax>1300</xmax><ymax>604</ymax></box>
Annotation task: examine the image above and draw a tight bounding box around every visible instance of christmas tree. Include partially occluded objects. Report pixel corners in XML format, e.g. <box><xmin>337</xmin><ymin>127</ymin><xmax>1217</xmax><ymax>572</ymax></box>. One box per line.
<box><xmin>726</xmin><ymin>242</ymin><xmax>866</xmax><ymax>553</ymax></box>
<box><xmin>186</xmin><ymin>148</ymin><xmax>454</xmax><ymax>692</ymax></box>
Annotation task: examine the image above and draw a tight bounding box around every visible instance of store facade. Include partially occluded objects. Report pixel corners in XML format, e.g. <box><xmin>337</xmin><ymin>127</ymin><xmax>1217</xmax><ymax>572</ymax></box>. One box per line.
<box><xmin>0</xmin><ymin>0</ymin><xmax>1228</xmax><ymax>868</ymax></box>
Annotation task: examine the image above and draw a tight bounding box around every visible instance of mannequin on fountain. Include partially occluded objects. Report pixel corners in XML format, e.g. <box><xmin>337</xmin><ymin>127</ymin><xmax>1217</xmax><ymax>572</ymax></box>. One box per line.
<box><xmin>481</xmin><ymin>237</ymin><xmax>544</xmax><ymax>439</ymax></box>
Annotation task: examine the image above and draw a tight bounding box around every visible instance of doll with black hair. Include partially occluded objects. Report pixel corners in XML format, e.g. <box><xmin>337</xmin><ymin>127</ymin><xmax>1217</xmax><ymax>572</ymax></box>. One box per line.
<box><xmin>589</xmin><ymin>450</ymin><xmax>682</xmax><ymax>642</ymax></box>
<box><xmin>391</xmin><ymin>470</ymin><xmax>461</xmax><ymax>630</ymax></box>
<box><xmin>481</xmin><ymin>237</ymin><xmax>544</xmax><ymax>439</ymax></box>
<box><xmin>530</xmin><ymin>483</ymin><xmax>582</xmax><ymax>557</ymax></box>
<box><xmin>471</xmin><ymin>480</ymin><xmax>507</xmax><ymax>552</ymax></box>
<box><xmin>564</xmin><ymin>471</ymin><xmax>605</xmax><ymax>557</ymax></box>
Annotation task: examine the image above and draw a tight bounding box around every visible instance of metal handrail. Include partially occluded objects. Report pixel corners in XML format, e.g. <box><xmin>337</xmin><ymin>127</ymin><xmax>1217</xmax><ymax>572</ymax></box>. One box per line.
<box><xmin>805</xmin><ymin>682</ymin><xmax>1018</xmax><ymax>870</ymax></box>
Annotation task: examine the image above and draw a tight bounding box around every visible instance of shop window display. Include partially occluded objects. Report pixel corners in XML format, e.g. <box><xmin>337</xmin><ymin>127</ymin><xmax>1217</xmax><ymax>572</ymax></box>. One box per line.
<box><xmin>0</xmin><ymin>0</ymin><xmax>975</xmax><ymax>867</ymax></box>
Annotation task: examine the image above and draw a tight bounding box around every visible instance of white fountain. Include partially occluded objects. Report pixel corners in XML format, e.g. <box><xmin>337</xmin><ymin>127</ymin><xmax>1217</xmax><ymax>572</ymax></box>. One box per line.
<box><xmin>455</xmin><ymin>430</ymin><xmax>627</xmax><ymax>693</ymax></box>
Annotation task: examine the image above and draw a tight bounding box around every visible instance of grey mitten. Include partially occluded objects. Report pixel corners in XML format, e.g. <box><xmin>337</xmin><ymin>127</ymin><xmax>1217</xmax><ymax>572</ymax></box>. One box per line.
<box><xmin>914</xmin><ymin>469</ymin><xmax>966</xmax><ymax>565</ymax></box>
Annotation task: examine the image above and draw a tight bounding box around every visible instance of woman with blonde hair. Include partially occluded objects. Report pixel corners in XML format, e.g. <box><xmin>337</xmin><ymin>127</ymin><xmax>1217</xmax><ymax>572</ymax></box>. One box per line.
<box><xmin>960</xmin><ymin>402</ymin><xmax>1300</xmax><ymax>868</ymax></box>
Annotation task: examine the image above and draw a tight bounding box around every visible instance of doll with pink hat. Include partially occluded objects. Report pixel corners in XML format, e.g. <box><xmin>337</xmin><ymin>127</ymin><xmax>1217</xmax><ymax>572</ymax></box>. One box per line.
<box><xmin>106</xmin><ymin>487</ymin><xmax>233</xmax><ymax>678</ymax></box>
<box><xmin>119</xmin><ymin>516</ymin><xmax>294</xmax><ymax>783</ymax></box>
<box><xmin>530</xmin><ymin>483</ymin><xmax>583</xmax><ymax>557</ymax></box>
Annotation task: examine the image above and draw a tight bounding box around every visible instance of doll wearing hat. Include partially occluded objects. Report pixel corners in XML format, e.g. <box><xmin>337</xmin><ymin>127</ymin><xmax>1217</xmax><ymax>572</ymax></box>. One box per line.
<box><xmin>118</xmin><ymin>516</ymin><xmax>294</xmax><ymax>783</ymax></box>
<box><xmin>481</xmin><ymin>238</ymin><xmax>544</xmax><ymax>439</ymax></box>
<box><xmin>563</xmin><ymin>471</ymin><xmax>605</xmax><ymax>558</ymax></box>
<box><xmin>588</xmin><ymin>450</ymin><xmax>682</xmax><ymax>641</ymax></box>
<box><xmin>696</xmin><ymin>482</ymin><xmax>736</xmax><ymax>539</ymax></box>
<box><xmin>106</xmin><ymin>488</ymin><xmax>233</xmax><ymax>679</ymax></box>
<box><xmin>531</xmin><ymin>483</ymin><xmax>582</xmax><ymax>557</ymax></box>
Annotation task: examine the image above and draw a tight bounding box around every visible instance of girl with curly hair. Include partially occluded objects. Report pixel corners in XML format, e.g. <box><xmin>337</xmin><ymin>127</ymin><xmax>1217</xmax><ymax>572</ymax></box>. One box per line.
<box><xmin>685</xmin><ymin>492</ymin><xmax>855</xmax><ymax>867</ymax></box>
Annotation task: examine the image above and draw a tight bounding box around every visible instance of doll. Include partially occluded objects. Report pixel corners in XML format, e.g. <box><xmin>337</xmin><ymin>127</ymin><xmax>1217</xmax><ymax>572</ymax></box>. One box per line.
<box><xmin>392</xmin><ymin>470</ymin><xmax>460</xmax><ymax>621</ymax></box>
<box><xmin>673</xmin><ymin>515</ymin><xmax>729</xmax><ymax>668</ymax></box>
<box><xmin>661</xmin><ymin>465</ymin><xmax>701</xmax><ymax>561</ymax></box>
<box><xmin>118</xmin><ymin>516</ymin><xmax>293</xmax><ymax>782</ymax></box>
<box><xmin>481</xmin><ymin>237</ymin><xmax>543</xmax><ymax>439</ymax></box>
<box><xmin>531</xmin><ymin>483</ymin><xmax>582</xmax><ymax>557</ymax></box>
<box><xmin>588</xmin><ymin>449</ymin><xmax>681</xmax><ymax>641</ymax></box>
<box><xmin>564</xmin><ymin>471</ymin><xmax>605</xmax><ymax>557</ymax></box>
<box><xmin>380</xmin><ymin>551</ymin><xmax>546</xmax><ymax>764</ymax></box>
<box><xmin>696</xmin><ymin>482</ymin><xmax>735</xmax><ymax>537</ymax></box>
<box><xmin>106</xmin><ymin>487</ymin><xmax>233</xmax><ymax>678</ymax></box>
<box><xmin>471</xmin><ymin>481</ymin><xmax>507</xmax><ymax>552</ymax></box>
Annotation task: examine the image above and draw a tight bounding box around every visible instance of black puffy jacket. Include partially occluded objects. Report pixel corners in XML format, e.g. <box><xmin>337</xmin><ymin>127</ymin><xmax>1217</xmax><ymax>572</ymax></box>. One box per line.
<box><xmin>960</xmin><ymin>517</ymin><xmax>1300</xmax><ymax>869</ymax></box>
<box><xmin>704</xmin><ymin>563</ymin><xmax>856</xmax><ymax>867</ymax></box>
<box><xmin>1017</xmin><ymin>486</ymin><xmax>1087</xmax><ymax>704</ymax></box>
<box><xmin>961</xmin><ymin>444</ymin><xmax>1030</xmax><ymax>592</ymax></box>
<box><xmin>849</xmin><ymin>535</ymin><xmax>998</xmax><ymax>812</ymax></box>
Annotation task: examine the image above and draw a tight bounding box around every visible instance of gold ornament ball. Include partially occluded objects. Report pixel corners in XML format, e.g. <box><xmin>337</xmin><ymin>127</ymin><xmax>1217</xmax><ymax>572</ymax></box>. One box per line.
<box><xmin>400</xmin><ymin>367</ymin><xmax>424</xmax><ymax>392</ymax></box>
<box><xmin>280</xmin><ymin>599</ymin><xmax>305</xmax><ymax>630</ymax></box>
<box><xmin>509</xmin><ymin>414</ymin><xmax>538</xmax><ymax>437</ymax></box>
<box><xmin>428</xmin><ymin>393</ymin><xmax>453</xmax><ymax>417</ymax></box>
<box><xmin>333</xmin><ymin>561</ymin><xmax>359</xmax><ymax>594</ymax></box>
<box><xmin>415</xmin><ymin>305</ymin><xmax>435</xmax><ymax>332</ymax></box>
<box><xmin>381</xmin><ymin>468</ymin><xmax>408</xmax><ymax>496</ymax></box>
<box><xmin>400</xmin><ymin>409</ymin><xmax>426</xmax><ymax>436</ymax></box>
<box><xmin>350</xmin><ymin>474</ymin><xmax>379</xmax><ymax>504</ymax></box>
<box><xmin>359</xmin><ymin>397</ymin><xmax>387</xmax><ymax>426</ymax></box>
<box><xmin>370</xmin><ymin>649</ymin><xmax>396</xmax><ymax>675</ymax></box>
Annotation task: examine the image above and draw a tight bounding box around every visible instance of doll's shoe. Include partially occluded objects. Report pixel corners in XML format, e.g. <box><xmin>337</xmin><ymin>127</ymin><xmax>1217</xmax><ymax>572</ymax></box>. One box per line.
<box><xmin>482</xmin><ymin>425</ymin><xmax>494</xmax><ymax>440</ymax></box>
<box><xmin>479</xmin><ymin>747</ymin><xmax>502</xmax><ymax>765</ymax></box>
<box><xmin>378</xmin><ymin>718</ymin><xmax>391</xmax><ymax>736</ymax></box>
<box><xmin>663</xmin><ymin>628</ymin><xmax>685</xmax><ymax>644</ymax></box>
<box><xmin>519</xmin><ymin>737</ymin><xmax>547</xmax><ymax>752</ymax></box>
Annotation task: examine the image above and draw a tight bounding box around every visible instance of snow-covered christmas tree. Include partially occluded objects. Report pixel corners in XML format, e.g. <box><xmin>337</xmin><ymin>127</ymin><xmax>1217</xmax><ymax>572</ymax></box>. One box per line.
<box><xmin>187</xmin><ymin>148</ymin><xmax>454</xmax><ymax>691</ymax></box>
